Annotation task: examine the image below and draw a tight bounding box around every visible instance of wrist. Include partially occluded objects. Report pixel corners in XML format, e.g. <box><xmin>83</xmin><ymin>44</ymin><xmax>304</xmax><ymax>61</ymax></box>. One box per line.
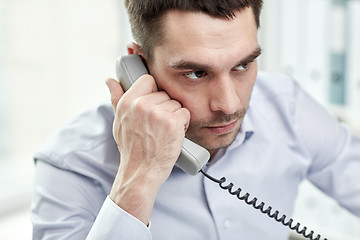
<box><xmin>110</xmin><ymin>170</ymin><xmax>162</xmax><ymax>225</ymax></box>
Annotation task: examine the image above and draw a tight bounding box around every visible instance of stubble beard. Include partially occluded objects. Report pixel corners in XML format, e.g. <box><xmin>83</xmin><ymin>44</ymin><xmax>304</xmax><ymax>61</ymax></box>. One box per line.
<box><xmin>185</xmin><ymin>108</ymin><xmax>247</xmax><ymax>152</ymax></box>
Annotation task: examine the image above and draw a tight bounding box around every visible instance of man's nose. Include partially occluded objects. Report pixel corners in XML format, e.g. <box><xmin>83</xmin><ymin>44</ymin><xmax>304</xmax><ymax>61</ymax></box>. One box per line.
<box><xmin>209</xmin><ymin>75</ymin><xmax>240</xmax><ymax>114</ymax></box>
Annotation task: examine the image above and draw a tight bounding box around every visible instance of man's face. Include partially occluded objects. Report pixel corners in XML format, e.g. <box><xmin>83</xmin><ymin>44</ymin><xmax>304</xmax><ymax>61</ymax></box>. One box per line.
<box><xmin>147</xmin><ymin>8</ymin><xmax>260</xmax><ymax>155</ymax></box>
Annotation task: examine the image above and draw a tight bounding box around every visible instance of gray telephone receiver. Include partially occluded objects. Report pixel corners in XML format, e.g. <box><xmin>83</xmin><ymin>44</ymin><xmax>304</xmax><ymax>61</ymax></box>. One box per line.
<box><xmin>116</xmin><ymin>54</ymin><xmax>210</xmax><ymax>175</ymax></box>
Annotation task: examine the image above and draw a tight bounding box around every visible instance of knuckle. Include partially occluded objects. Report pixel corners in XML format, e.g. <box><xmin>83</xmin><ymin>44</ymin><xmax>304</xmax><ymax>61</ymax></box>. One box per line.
<box><xmin>133</xmin><ymin>97</ymin><xmax>148</xmax><ymax>113</ymax></box>
<box><xmin>148</xmin><ymin>107</ymin><xmax>163</xmax><ymax>122</ymax></box>
<box><xmin>158</xmin><ymin>90</ymin><xmax>170</xmax><ymax>99</ymax></box>
<box><xmin>183</xmin><ymin>107</ymin><xmax>191</xmax><ymax>119</ymax></box>
<box><xmin>170</xmin><ymin>99</ymin><xmax>182</xmax><ymax>109</ymax></box>
<box><xmin>163</xmin><ymin>116</ymin><xmax>179</xmax><ymax>131</ymax></box>
<box><xmin>138</xmin><ymin>74</ymin><xmax>158</xmax><ymax>91</ymax></box>
<box><xmin>118</xmin><ymin>96</ymin><xmax>131</xmax><ymax>111</ymax></box>
<box><xmin>148</xmin><ymin>108</ymin><xmax>176</xmax><ymax>131</ymax></box>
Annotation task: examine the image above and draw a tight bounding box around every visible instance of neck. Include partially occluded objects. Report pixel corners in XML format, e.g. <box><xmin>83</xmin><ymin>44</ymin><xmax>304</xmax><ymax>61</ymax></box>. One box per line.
<box><xmin>209</xmin><ymin>149</ymin><xmax>219</xmax><ymax>161</ymax></box>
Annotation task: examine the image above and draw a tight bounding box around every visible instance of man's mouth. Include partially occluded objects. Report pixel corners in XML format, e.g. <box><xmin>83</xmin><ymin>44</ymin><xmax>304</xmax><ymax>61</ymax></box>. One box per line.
<box><xmin>206</xmin><ymin>120</ymin><xmax>238</xmax><ymax>135</ymax></box>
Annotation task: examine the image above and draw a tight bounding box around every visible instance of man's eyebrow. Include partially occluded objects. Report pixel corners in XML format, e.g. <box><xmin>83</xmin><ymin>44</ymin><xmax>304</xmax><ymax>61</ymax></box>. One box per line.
<box><xmin>170</xmin><ymin>60</ymin><xmax>212</xmax><ymax>72</ymax></box>
<box><xmin>235</xmin><ymin>46</ymin><xmax>262</xmax><ymax>66</ymax></box>
<box><xmin>169</xmin><ymin>46</ymin><xmax>262</xmax><ymax>71</ymax></box>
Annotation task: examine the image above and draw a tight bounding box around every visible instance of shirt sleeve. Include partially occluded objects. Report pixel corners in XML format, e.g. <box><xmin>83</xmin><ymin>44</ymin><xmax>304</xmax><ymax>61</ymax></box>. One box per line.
<box><xmin>32</xmin><ymin>160</ymin><xmax>152</xmax><ymax>240</ymax></box>
<box><xmin>293</xmin><ymin>83</ymin><xmax>360</xmax><ymax>216</ymax></box>
<box><xmin>86</xmin><ymin>196</ymin><xmax>152</xmax><ymax>239</ymax></box>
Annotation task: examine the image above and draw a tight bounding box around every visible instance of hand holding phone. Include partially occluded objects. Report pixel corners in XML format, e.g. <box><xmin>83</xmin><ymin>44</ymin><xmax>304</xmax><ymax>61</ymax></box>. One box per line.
<box><xmin>116</xmin><ymin>54</ymin><xmax>210</xmax><ymax>175</ymax></box>
<box><xmin>108</xmin><ymin>55</ymin><xmax>199</xmax><ymax>225</ymax></box>
<box><xmin>107</xmin><ymin>54</ymin><xmax>210</xmax><ymax>224</ymax></box>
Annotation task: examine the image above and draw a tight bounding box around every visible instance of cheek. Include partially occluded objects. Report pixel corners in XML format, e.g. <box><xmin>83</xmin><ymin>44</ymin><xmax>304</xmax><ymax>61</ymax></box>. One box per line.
<box><xmin>238</xmin><ymin>66</ymin><xmax>258</xmax><ymax>100</ymax></box>
<box><xmin>239</xmin><ymin>79</ymin><xmax>255</xmax><ymax>100</ymax></box>
<box><xmin>154</xmin><ymin>73</ymin><xmax>210</xmax><ymax>120</ymax></box>
<box><xmin>172</xmin><ymin>91</ymin><xmax>207</xmax><ymax>122</ymax></box>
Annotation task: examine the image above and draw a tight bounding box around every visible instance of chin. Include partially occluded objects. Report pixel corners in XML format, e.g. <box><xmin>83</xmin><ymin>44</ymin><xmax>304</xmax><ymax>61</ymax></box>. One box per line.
<box><xmin>208</xmin><ymin>133</ymin><xmax>238</xmax><ymax>150</ymax></box>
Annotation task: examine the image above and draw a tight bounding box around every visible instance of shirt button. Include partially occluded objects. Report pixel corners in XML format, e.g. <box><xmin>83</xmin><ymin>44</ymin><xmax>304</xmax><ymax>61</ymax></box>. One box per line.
<box><xmin>223</xmin><ymin>219</ymin><xmax>231</xmax><ymax>229</ymax></box>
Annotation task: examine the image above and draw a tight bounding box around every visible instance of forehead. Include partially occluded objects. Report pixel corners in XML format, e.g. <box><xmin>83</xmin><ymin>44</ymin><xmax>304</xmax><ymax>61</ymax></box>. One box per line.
<box><xmin>153</xmin><ymin>8</ymin><xmax>258</xmax><ymax>66</ymax></box>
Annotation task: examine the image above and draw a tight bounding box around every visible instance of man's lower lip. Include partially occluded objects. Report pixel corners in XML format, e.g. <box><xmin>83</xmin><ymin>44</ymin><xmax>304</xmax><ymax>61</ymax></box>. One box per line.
<box><xmin>206</xmin><ymin>121</ymin><xmax>238</xmax><ymax>135</ymax></box>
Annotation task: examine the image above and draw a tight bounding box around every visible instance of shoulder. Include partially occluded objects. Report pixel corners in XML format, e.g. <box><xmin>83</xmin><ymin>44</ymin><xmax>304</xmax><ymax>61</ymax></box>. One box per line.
<box><xmin>252</xmin><ymin>72</ymin><xmax>299</xmax><ymax>101</ymax></box>
<box><xmin>34</xmin><ymin>102</ymin><xmax>119</xmax><ymax>180</ymax></box>
<box><xmin>246</xmin><ymin>72</ymin><xmax>311</xmax><ymax>145</ymax></box>
<box><xmin>250</xmin><ymin>72</ymin><xmax>301</xmax><ymax>119</ymax></box>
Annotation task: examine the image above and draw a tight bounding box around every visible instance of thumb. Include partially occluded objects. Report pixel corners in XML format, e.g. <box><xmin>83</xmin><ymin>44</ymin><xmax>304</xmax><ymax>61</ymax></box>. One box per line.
<box><xmin>105</xmin><ymin>78</ymin><xmax>124</xmax><ymax>112</ymax></box>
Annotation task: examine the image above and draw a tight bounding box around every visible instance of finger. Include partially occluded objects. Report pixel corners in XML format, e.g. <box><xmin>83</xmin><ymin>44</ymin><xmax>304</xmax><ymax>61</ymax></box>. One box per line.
<box><xmin>106</xmin><ymin>78</ymin><xmax>124</xmax><ymax>112</ymax></box>
<box><xmin>155</xmin><ymin>99</ymin><xmax>183</xmax><ymax>113</ymax></box>
<box><xmin>134</xmin><ymin>91</ymin><xmax>172</xmax><ymax>110</ymax></box>
<box><xmin>173</xmin><ymin>107</ymin><xmax>191</xmax><ymax>132</ymax></box>
<box><xmin>126</xmin><ymin>74</ymin><xmax>158</xmax><ymax>100</ymax></box>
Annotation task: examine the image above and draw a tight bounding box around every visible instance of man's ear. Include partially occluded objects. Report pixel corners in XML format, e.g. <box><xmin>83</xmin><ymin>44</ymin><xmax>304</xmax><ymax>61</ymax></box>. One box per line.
<box><xmin>127</xmin><ymin>42</ymin><xmax>149</xmax><ymax>66</ymax></box>
<box><xmin>127</xmin><ymin>42</ymin><xmax>142</xmax><ymax>55</ymax></box>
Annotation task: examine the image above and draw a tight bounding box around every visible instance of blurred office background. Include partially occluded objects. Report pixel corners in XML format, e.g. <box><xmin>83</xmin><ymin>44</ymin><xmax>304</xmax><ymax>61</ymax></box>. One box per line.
<box><xmin>0</xmin><ymin>0</ymin><xmax>359</xmax><ymax>239</ymax></box>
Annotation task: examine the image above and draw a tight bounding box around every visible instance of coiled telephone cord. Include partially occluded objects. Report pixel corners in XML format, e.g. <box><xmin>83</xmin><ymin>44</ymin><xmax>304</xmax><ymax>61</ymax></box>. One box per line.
<box><xmin>200</xmin><ymin>170</ymin><xmax>328</xmax><ymax>240</ymax></box>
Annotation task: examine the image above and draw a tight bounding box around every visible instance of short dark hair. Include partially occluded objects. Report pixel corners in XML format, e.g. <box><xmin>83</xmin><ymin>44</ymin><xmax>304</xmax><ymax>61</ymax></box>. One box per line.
<box><xmin>125</xmin><ymin>0</ymin><xmax>263</xmax><ymax>59</ymax></box>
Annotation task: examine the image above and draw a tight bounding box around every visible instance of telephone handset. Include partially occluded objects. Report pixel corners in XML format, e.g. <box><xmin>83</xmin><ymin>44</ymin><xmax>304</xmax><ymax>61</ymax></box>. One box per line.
<box><xmin>116</xmin><ymin>54</ymin><xmax>210</xmax><ymax>175</ymax></box>
<box><xmin>116</xmin><ymin>55</ymin><xmax>327</xmax><ymax>240</ymax></box>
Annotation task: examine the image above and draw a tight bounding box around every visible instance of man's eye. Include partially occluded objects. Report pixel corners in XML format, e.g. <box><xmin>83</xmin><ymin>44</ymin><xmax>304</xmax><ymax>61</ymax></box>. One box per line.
<box><xmin>184</xmin><ymin>70</ymin><xmax>207</xmax><ymax>79</ymax></box>
<box><xmin>233</xmin><ymin>63</ymin><xmax>249</xmax><ymax>72</ymax></box>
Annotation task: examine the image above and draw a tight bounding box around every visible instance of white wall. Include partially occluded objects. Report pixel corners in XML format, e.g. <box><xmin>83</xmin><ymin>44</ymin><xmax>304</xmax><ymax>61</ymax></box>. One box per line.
<box><xmin>0</xmin><ymin>0</ymin><xmax>125</xmax><ymax>238</ymax></box>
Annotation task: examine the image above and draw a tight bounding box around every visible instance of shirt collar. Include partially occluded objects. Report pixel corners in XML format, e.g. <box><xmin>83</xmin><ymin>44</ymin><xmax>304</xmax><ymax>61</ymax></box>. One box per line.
<box><xmin>207</xmin><ymin>111</ymin><xmax>255</xmax><ymax>166</ymax></box>
<box><xmin>227</xmin><ymin>111</ymin><xmax>255</xmax><ymax>152</ymax></box>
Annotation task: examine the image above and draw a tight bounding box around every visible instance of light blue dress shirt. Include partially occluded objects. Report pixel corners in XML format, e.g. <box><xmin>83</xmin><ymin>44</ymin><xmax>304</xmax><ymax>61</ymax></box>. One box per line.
<box><xmin>32</xmin><ymin>72</ymin><xmax>360</xmax><ymax>240</ymax></box>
